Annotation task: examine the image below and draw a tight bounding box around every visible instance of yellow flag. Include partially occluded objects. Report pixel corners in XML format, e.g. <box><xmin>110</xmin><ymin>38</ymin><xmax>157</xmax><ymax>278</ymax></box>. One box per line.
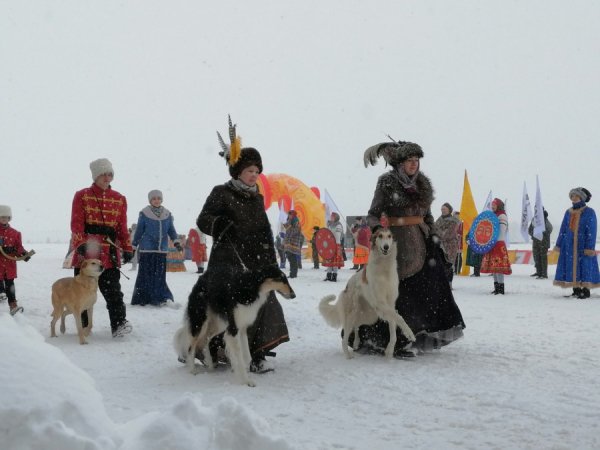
<box><xmin>459</xmin><ymin>170</ymin><xmax>478</xmax><ymax>275</ymax></box>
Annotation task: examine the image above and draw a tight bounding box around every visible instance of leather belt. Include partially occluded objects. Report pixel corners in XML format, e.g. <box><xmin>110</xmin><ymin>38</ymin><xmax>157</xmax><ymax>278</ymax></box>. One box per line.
<box><xmin>387</xmin><ymin>216</ymin><xmax>424</xmax><ymax>226</ymax></box>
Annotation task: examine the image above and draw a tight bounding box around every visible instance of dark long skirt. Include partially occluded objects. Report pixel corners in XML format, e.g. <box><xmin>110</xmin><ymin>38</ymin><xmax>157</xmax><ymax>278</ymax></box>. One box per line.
<box><xmin>131</xmin><ymin>252</ymin><xmax>174</xmax><ymax>306</ymax></box>
<box><xmin>349</xmin><ymin>243</ymin><xmax>465</xmax><ymax>353</ymax></box>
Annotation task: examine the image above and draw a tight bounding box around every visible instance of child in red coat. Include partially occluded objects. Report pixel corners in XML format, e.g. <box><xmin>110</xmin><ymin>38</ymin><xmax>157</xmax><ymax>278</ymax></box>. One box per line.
<box><xmin>0</xmin><ymin>205</ymin><xmax>33</xmax><ymax>315</ymax></box>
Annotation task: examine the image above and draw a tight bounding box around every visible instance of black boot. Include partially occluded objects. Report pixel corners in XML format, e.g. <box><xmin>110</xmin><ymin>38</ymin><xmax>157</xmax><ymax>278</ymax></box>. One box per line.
<box><xmin>491</xmin><ymin>282</ymin><xmax>499</xmax><ymax>294</ymax></box>
<box><xmin>324</xmin><ymin>272</ymin><xmax>332</xmax><ymax>281</ymax></box>
<box><xmin>571</xmin><ymin>288</ymin><xmax>582</xmax><ymax>297</ymax></box>
<box><xmin>497</xmin><ymin>283</ymin><xmax>505</xmax><ymax>295</ymax></box>
<box><xmin>578</xmin><ymin>287</ymin><xmax>591</xmax><ymax>299</ymax></box>
<box><xmin>331</xmin><ymin>273</ymin><xmax>337</xmax><ymax>282</ymax></box>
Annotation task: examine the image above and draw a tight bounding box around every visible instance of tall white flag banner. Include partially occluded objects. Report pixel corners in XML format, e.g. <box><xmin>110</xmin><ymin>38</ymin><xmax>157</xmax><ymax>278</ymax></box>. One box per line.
<box><xmin>278</xmin><ymin>199</ymin><xmax>288</xmax><ymax>224</ymax></box>
<box><xmin>532</xmin><ymin>175</ymin><xmax>546</xmax><ymax>240</ymax></box>
<box><xmin>520</xmin><ymin>181</ymin><xmax>533</xmax><ymax>242</ymax></box>
<box><xmin>482</xmin><ymin>190</ymin><xmax>493</xmax><ymax>211</ymax></box>
<box><xmin>324</xmin><ymin>189</ymin><xmax>342</xmax><ymax>222</ymax></box>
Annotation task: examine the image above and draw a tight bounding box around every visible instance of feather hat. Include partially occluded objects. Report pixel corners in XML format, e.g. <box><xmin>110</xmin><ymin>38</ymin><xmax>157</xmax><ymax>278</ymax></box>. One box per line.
<box><xmin>363</xmin><ymin>140</ymin><xmax>424</xmax><ymax>168</ymax></box>
<box><xmin>217</xmin><ymin>115</ymin><xmax>263</xmax><ymax>178</ymax></box>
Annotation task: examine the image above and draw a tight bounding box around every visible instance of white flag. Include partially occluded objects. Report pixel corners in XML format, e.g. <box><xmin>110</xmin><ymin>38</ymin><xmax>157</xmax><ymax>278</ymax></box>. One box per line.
<box><xmin>520</xmin><ymin>182</ymin><xmax>533</xmax><ymax>242</ymax></box>
<box><xmin>278</xmin><ymin>199</ymin><xmax>288</xmax><ymax>224</ymax></box>
<box><xmin>482</xmin><ymin>190</ymin><xmax>493</xmax><ymax>211</ymax></box>
<box><xmin>324</xmin><ymin>189</ymin><xmax>342</xmax><ymax>221</ymax></box>
<box><xmin>532</xmin><ymin>175</ymin><xmax>546</xmax><ymax>240</ymax></box>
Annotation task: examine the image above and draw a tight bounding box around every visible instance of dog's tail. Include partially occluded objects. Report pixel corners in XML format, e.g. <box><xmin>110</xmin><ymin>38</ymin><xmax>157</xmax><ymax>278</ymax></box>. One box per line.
<box><xmin>318</xmin><ymin>294</ymin><xmax>343</xmax><ymax>328</ymax></box>
<box><xmin>173</xmin><ymin>317</ymin><xmax>192</xmax><ymax>363</ymax></box>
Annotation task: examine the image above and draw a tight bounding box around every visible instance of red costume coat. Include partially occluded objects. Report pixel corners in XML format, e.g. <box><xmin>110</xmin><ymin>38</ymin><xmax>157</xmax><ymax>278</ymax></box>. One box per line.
<box><xmin>0</xmin><ymin>224</ymin><xmax>26</xmax><ymax>280</ymax></box>
<box><xmin>187</xmin><ymin>228</ymin><xmax>207</xmax><ymax>263</ymax></box>
<box><xmin>70</xmin><ymin>184</ymin><xmax>132</xmax><ymax>269</ymax></box>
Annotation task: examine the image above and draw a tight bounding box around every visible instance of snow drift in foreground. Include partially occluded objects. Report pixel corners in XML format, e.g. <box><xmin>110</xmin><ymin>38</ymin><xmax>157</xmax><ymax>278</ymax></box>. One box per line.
<box><xmin>0</xmin><ymin>315</ymin><xmax>290</xmax><ymax>450</ymax></box>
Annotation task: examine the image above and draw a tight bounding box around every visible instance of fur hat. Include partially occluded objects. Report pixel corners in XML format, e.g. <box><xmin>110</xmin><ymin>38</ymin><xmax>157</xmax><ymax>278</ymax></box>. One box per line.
<box><xmin>442</xmin><ymin>202</ymin><xmax>453</xmax><ymax>213</ymax></box>
<box><xmin>217</xmin><ymin>115</ymin><xmax>263</xmax><ymax>179</ymax></box>
<box><xmin>228</xmin><ymin>147</ymin><xmax>263</xmax><ymax>179</ymax></box>
<box><xmin>148</xmin><ymin>190</ymin><xmax>163</xmax><ymax>202</ymax></box>
<box><xmin>0</xmin><ymin>205</ymin><xmax>12</xmax><ymax>218</ymax></box>
<box><xmin>363</xmin><ymin>141</ymin><xmax>424</xmax><ymax>168</ymax></box>
<box><xmin>90</xmin><ymin>158</ymin><xmax>114</xmax><ymax>181</ymax></box>
<box><xmin>570</xmin><ymin>187</ymin><xmax>591</xmax><ymax>203</ymax></box>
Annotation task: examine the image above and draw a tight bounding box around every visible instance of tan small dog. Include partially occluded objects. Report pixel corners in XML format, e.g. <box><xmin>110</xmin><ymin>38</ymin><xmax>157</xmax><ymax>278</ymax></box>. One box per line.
<box><xmin>50</xmin><ymin>259</ymin><xmax>103</xmax><ymax>345</ymax></box>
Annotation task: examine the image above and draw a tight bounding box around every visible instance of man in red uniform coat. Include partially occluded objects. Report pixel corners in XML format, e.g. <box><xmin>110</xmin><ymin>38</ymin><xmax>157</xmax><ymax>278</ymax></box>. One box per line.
<box><xmin>70</xmin><ymin>158</ymin><xmax>134</xmax><ymax>337</ymax></box>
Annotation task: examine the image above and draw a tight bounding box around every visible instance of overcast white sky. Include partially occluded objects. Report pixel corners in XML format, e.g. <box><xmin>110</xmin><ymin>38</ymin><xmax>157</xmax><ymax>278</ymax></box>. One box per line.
<box><xmin>2</xmin><ymin>1</ymin><xmax>599</xmax><ymax>243</ymax></box>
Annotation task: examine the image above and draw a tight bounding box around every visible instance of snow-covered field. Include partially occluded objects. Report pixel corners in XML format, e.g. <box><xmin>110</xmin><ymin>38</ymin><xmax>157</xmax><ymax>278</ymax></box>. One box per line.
<box><xmin>1</xmin><ymin>244</ymin><xmax>599</xmax><ymax>450</ymax></box>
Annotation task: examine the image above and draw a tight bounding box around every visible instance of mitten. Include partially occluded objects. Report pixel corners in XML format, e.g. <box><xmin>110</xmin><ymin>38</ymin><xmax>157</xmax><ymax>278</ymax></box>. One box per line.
<box><xmin>123</xmin><ymin>250</ymin><xmax>134</xmax><ymax>264</ymax></box>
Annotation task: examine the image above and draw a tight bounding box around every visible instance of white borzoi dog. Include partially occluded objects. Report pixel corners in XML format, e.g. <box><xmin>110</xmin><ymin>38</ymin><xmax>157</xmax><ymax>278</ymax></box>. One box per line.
<box><xmin>174</xmin><ymin>264</ymin><xmax>295</xmax><ymax>387</ymax></box>
<box><xmin>319</xmin><ymin>227</ymin><xmax>415</xmax><ymax>359</ymax></box>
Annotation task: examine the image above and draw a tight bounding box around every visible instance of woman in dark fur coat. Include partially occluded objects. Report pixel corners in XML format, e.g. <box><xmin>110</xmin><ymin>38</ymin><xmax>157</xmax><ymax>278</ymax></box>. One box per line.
<box><xmin>353</xmin><ymin>140</ymin><xmax>465</xmax><ymax>356</ymax></box>
<box><xmin>196</xmin><ymin>121</ymin><xmax>289</xmax><ymax>373</ymax></box>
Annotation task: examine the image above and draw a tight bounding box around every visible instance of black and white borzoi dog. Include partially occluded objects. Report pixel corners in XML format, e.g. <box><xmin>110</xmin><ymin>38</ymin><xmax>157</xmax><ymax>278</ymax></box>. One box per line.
<box><xmin>319</xmin><ymin>227</ymin><xmax>415</xmax><ymax>358</ymax></box>
<box><xmin>174</xmin><ymin>264</ymin><xmax>295</xmax><ymax>387</ymax></box>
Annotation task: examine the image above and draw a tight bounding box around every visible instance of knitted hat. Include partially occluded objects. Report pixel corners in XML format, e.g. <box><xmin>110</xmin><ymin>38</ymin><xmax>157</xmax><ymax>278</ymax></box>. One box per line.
<box><xmin>148</xmin><ymin>190</ymin><xmax>163</xmax><ymax>202</ymax></box>
<box><xmin>363</xmin><ymin>141</ymin><xmax>424</xmax><ymax>167</ymax></box>
<box><xmin>569</xmin><ymin>187</ymin><xmax>591</xmax><ymax>203</ymax></box>
<box><xmin>90</xmin><ymin>158</ymin><xmax>114</xmax><ymax>181</ymax></box>
<box><xmin>0</xmin><ymin>205</ymin><xmax>12</xmax><ymax>218</ymax></box>
<box><xmin>442</xmin><ymin>202</ymin><xmax>453</xmax><ymax>213</ymax></box>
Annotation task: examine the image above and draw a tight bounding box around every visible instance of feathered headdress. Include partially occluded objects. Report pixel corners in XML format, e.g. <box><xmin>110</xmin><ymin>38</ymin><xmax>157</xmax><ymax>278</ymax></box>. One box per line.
<box><xmin>217</xmin><ymin>115</ymin><xmax>243</xmax><ymax>167</ymax></box>
<box><xmin>363</xmin><ymin>139</ymin><xmax>424</xmax><ymax>168</ymax></box>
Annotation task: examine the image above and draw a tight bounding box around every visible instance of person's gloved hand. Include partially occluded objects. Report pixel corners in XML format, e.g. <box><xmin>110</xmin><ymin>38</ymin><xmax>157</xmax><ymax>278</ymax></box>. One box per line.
<box><xmin>213</xmin><ymin>216</ymin><xmax>235</xmax><ymax>241</ymax></box>
<box><xmin>2</xmin><ymin>246</ymin><xmax>16</xmax><ymax>254</ymax></box>
<box><xmin>76</xmin><ymin>244</ymin><xmax>87</xmax><ymax>256</ymax></box>
<box><xmin>174</xmin><ymin>242</ymin><xmax>183</xmax><ymax>252</ymax></box>
<box><xmin>22</xmin><ymin>252</ymin><xmax>31</xmax><ymax>262</ymax></box>
<box><xmin>123</xmin><ymin>250</ymin><xmax>135</xmax><ymax>264</ymax></box>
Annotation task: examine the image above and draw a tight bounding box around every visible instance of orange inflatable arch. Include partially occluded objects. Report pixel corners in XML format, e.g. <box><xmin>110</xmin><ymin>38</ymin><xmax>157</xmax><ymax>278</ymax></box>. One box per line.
<box><xmin>257</xmin><ymin>173</ymin><xmax>325</xmax><ymax>240</ymax></box>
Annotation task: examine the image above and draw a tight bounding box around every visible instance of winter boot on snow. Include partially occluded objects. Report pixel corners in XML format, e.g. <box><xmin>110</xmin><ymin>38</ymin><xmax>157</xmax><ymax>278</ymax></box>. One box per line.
<box><xmin>491</xmin><ymin>282</ymin><xmax>499</xmax><ymax>295</ymax></box>
<box><xmin>578</xmin><ymin>287</ymin><xmax>591</xmax><ymax>299</ymax></box>
<box><xmin>324</xmin><ymin>272</ymin><xmax>332</xmax><ymax>281</ymax></box>
<box><xmin>9</xmin><ymin>302</ymin><xmax>24</xmax><ymax>316</ymax></box>
<box><xmin>497</xmin><ymin>283</ymin><xmax>505</xmax><ymax>295</ymax></box>
<box><xmin>571</xmin><ymin>287</ymin><xmax>582</xmax><ymax>298</ymax></box>
<box><xmin>331</xmin><ymin>273</ymin><xmax>338</xmax><ymax>282</ymax></box>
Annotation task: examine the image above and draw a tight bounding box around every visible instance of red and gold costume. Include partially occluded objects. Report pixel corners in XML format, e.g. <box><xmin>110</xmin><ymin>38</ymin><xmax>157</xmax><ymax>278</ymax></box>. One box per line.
<box><xmin>70</xmin><ymin>184</ymin><xmax>132</xmax><ymax>269</ymax></box>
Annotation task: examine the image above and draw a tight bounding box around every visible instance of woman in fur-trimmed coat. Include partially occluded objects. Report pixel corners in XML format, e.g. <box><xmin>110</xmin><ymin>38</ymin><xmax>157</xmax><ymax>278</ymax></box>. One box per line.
<box><xmin>353</xmin><ymin>141</ymin><xmax>465</xmax><ymax>356</ymax></box>
<box><xmin>131</xmin><ymin>190</ymin><xmax>181</xmax><ymax>306</ymax></box>
<box><xmin>197</xmin><ymin>146</ymin><xmax>289</xmax><ymax>372</ymax></box>
<box><xmin>434</xmin><ymin>202</ymin><xmax>461</xmax><ymax>285</ymax></box>
<box><xmin>553</xmin><ymin>187</ymin><xmax>600</xmax><ymax>299</ymax></box>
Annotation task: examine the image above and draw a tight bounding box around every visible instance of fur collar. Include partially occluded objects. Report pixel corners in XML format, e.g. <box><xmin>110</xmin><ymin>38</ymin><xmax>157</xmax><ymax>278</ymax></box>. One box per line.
<box><xmin>379</xmin><ymin>170</ymin><xmax>434</xmax><ymax>210</ymax></box>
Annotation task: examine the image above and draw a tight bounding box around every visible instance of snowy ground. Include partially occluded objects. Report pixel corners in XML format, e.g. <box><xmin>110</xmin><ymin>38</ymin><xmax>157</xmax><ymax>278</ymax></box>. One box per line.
<box><xmin>1</xmin><ymin>244</ymin><xmax>599</xmax><ymax>450</ymax></box>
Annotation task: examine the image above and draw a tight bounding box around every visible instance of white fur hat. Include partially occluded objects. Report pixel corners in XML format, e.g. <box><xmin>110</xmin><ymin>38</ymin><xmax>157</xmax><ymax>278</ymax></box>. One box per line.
<box><xmin>0</xmin><ymin>205</ymin><xmax>12</xmax><ymax>218</ymax></box>
<box><xmin>90</xmin><ymin>158</ymin><xmax>114</xmax><ymax>181</ymax></box>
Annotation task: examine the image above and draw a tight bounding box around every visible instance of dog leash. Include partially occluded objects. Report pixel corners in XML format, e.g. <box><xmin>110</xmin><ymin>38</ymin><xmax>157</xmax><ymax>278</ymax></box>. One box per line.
<box><xmin>225</xmin><ymin>235</ymin><xmax>249</xmax><ymax>272</ymax></box>
<box><xmin>105</xmin><ymin>237</ymin><xmax>131</xmax><ymax>280</ymax></box>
